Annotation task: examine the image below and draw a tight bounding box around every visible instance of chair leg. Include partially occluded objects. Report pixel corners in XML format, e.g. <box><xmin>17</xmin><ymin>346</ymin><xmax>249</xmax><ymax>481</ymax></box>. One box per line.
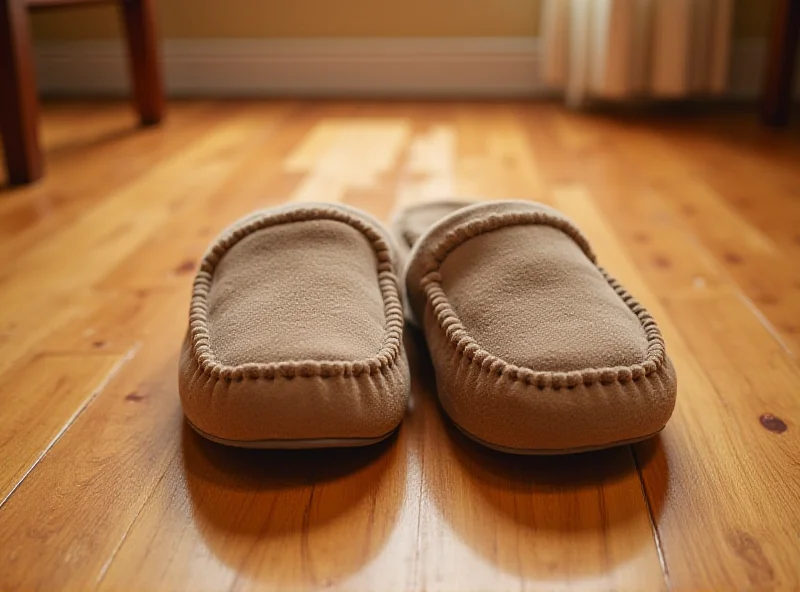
<box><xmin>761</xmin><ymin>0</ymin><xmax>800</xmax><ymax>126</ymax></box>
<box><xmin>120</xmin><ymin>0</ymin><xmax>165</xmax><ymax>126</ymax></box>
<box><xmin>0</xmin><ymin>0</ymin><xmax>43</xmax><ymax>185</ymax></box>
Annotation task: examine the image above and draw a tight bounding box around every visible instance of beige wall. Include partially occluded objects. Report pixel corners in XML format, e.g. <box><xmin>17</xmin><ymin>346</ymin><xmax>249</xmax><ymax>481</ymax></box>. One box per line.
<box><xmin>31</xmin><ymin>0</ymin><xmax>540</xmax><ymax>39</ymax></box>
<box><xmin>30</xmin><ymin>0</ymin><xmax>770</xmax><ymax>41</ymax></box>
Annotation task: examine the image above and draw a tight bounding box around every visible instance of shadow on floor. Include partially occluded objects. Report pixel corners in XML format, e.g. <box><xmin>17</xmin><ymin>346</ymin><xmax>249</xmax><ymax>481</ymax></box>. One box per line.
<box><xmin>406</xmin><ymin>328</ymin><xmax>669</xmax><ymax>582</ymax></box>
<box><xmin>0</xmin><ymin>124</ymin><xmax>153</xmax><ymax>193</ymax></box>
<box><xmin>181</xmin><ymin>418</ymin><xmax>406</xmax><ymax>586</ymax></box>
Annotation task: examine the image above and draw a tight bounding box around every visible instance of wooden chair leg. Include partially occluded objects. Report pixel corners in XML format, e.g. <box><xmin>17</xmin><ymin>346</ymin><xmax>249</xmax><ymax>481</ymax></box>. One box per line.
<box><xmin>0</xmin><ymin>0</ymin><xmax>43</xmax><ymax>185</ymax></box>
<box><xmin>120</xmin><ymin>0</ymin><xmax>165</xmax><ymax>126</ymax></box>
<box><xmin>761</xmin><ymin>0</ymin><xmax>800</xmax><ymax>126</ymax></box>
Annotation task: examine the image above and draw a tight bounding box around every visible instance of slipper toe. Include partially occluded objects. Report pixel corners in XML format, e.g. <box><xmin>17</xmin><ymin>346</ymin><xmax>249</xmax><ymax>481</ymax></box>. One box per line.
<box><xmin>398</xmin><ymin>200</ymin><xmax>677</xmax><ymax>453</ymax></box>
<box><xmin>179</xmin><ymin>203</ymin><xmax>410</xmax><ymax>448</ymax></box>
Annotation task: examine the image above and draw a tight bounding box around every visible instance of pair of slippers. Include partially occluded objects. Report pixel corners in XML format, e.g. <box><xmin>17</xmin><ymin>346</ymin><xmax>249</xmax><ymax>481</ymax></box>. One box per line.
<box><xmin>179</xmin><ymin>200</ymin><xmax>677</xmax><ymax>454</ymax></box>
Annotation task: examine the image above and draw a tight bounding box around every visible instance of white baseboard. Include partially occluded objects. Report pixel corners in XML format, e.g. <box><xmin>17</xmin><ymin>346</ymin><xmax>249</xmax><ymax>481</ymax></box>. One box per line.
<box><xmin>34</xmin><ymin>37</ymin><xmax>545</xmax><ymax>98</ymax></box>
<box><xmin>33</xmin><ymin>37</ymin><xmax>798</xmax><ymax>99</ymax></box>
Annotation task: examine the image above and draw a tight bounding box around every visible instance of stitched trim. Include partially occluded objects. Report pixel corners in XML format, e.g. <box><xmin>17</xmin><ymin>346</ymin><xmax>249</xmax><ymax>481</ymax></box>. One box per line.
<box><xmin>190</xmin><ymin>206</ymin><xmax>404</xmax><ymax>381</ymax></box>
<box><xmin>419</xmin><ymin>211</ymin><xmax>667</xmax><ymax>390</ymax></box>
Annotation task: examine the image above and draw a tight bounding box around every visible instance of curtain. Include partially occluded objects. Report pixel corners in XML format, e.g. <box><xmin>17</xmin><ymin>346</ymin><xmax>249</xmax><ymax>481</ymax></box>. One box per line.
<box><xmin>541</xmin><ymin>0</ymin><xmax>734</xmax><ymax>106</ymax></box>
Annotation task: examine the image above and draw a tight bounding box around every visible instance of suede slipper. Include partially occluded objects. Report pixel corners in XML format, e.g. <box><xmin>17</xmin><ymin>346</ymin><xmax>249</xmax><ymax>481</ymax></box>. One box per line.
<box><xmin>393</xmin><ymin>200</ymin><xmax>677</xmax><ymax>454</ymax></box>
<box><xmin>179</xmin><ymin>203</ymin><xmax>410</xmax><ymax>448</ymax></box>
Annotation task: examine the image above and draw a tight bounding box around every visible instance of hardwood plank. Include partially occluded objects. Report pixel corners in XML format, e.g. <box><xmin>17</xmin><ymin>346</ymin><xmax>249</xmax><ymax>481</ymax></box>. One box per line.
<box><xmin>0</xmin><ymin>291</ymin><xmax>188</xmax><ymax>591</ymax></box>
<box><xmin>288</xmin><ymin>118</ymin><xmax>410</xmax><ymax>203</ymax></box>
<box><xmin>37</xmin><ymin>101</ymin><xmax>129</xmax><ymax>154</ymax></box>
<box><xmin>0</xmin><ymin>106</ymin><xmax>275</xmax><ymax>375</ymax></box>
<box><xmin>655</xmin><ymin>290</ymin><xmax>800</xmax><ymax>589</ymax></box>
<box><xmin>0</xmin><ymin>352</ymin><xmax>126</xmax><ymax>504</ymax></box>
<box><xmin>394</xmin><ymin>123</ymin><xmax>456</xmax><ymax>208</ymax></box>
<box><xmin>17</xmin><ymin>288</ymin><xmax>182</xmax><ymax>358</ymax></box>
<box><xmin>649</xmin><ymin>177</ymin><xmax>800</xmax><ymax>355</ymax></box>
<box><xmin>0</xmin><ymin>287</ymin><xmax>188</xmax><ymax>526</ymax></box>
<box><xmin>454</xmin><ymin>103</ymin><xmax>544</xmax><ymax>200</ymax></box>
<box><xmin>0</xmin><ymin>289</ymin><xmax>92</xmax><ymax>375</ymax></box>
<box><xmin>546</xmin><ymin>111</ymin><xmax>800</xmax><ymax>358</ymax></box>
<box><xmin>554</xmin><ymin>186</ymin><xmax>800</xmax><ymax>591</ymax></box>
<box><xmin>96</xmin><ymin>103</ymin><xmax>313</xmax><ymax>290</ymax></box>
<box><xmin>1</xmin><ymin>113</ymin><xmax>265</xmax><ymax>289</ymax></box>
<box><xmin>346</xmin><ymin>102</ymin><xmax>449</xmax><ymax>217</ymax></box>
<box><xmin>0</xmin><ymin>102</ymin><xmax>218</xmax><ymax>253</ymax></box>
<box><xmin>95</xmin><ymin>399</ymin><xmax>411</xmax><ymax>592</ymax></box>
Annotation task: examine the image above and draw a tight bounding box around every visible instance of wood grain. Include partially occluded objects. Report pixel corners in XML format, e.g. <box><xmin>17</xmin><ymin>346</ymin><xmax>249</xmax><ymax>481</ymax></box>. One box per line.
<box><xmin>0</xmin><ymin>100</ymin><xmax>798</xmax><ymax>591</ymax></box>
<box><xmin>554</xmin><ymin>186</ymin><xmax>800</xmax><ymax>591</ymax></box>
<box><xmin>0</xmin><ymin>352</ymin><xmax>126</xmax><ymax>503</ymax></box>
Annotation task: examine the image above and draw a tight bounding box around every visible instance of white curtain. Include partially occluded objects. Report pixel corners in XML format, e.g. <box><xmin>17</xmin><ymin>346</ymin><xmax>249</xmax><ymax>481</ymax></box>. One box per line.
<box><xmin>541</xmin><ymin>0</ymin><xmax>734</xmax><ymax>106</ymax></box>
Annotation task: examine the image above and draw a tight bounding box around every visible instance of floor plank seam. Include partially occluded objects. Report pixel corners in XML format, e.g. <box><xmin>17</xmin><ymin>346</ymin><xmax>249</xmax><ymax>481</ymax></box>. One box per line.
<box><xmin>734</xmin><ymin>288</ymin><xmax>798</xmax><ymax>361</ymax></box>
<box><xmin>631</xmin><ymin>445</ymin><xmax>671</xmax><ymax>592</ymax></box>
<box><xmin>0</xmin><ymin>345</ymin><xmax>138</xmax><ymax>510</ymax></box>
<box><xmin>682</xmin><ymin>226</ymin><xmax>799</xmax><ymax>363</ymax></box>
<box><xmin>93</xmin><ymin>454</ymin><xmax>173</xmax><ymax>590</ymax></box>
<box><xmin>651</xmin><ymin>176</ymin><xmax>800</xmax><ymax>363</ymax></box>
<box><xmin>411</xmin><ymin>425</ymin><xmax>426</xmax><ymax>591</ymax></box>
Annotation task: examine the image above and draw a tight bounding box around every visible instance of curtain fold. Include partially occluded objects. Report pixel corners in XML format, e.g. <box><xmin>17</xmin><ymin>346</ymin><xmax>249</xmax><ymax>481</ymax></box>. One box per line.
<box><xmin>541</xmin><ymin>0</ymin><xmax>734</xmax><ymax>106</ymax></box>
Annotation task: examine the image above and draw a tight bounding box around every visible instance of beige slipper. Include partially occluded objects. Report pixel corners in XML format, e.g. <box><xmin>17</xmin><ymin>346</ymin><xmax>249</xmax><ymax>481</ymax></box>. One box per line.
<box><xmin>394</xmin><ymin>200</ymin><xmax>677</xmax><ymax>454</ymax></box>
<box><xmin>179</xmin><ymin>203</ymin><xmax>410</xmax><ymax>448</ymax></box>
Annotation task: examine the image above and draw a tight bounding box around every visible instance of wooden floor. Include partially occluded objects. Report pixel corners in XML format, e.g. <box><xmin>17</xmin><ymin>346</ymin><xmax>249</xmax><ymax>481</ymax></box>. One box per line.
<box><xmin>0</xmin><ymin>100</ymin><xmax>799</xmax><ymax>591</ymax></box>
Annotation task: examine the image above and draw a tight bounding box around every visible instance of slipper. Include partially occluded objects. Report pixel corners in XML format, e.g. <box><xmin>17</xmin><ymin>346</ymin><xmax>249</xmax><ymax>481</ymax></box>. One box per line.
<box><xmin>179</xmin><ymin>203</ymin><xmax>410</xmax><ymax>448</ymax></box>
<box><xmin>394</xmin><ymin>200</ymin><xmax>677</xmax><ymax>454</ymax></box>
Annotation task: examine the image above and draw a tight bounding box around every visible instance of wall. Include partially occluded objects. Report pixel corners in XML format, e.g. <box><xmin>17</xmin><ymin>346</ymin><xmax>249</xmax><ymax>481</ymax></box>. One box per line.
<box><xmin>31</xmin><ymin>0</ymin><xmax>540</xmax><ymax>39</ymax></box>
<box><xmin>30</xmin><ymin>0</ymin><xmax>781</xmax><ymax>99</ymax></box>
<box><xmin>30</xmin><ymin>0</ymin><xmax>770</xmax><ymax>40</ymax></box>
